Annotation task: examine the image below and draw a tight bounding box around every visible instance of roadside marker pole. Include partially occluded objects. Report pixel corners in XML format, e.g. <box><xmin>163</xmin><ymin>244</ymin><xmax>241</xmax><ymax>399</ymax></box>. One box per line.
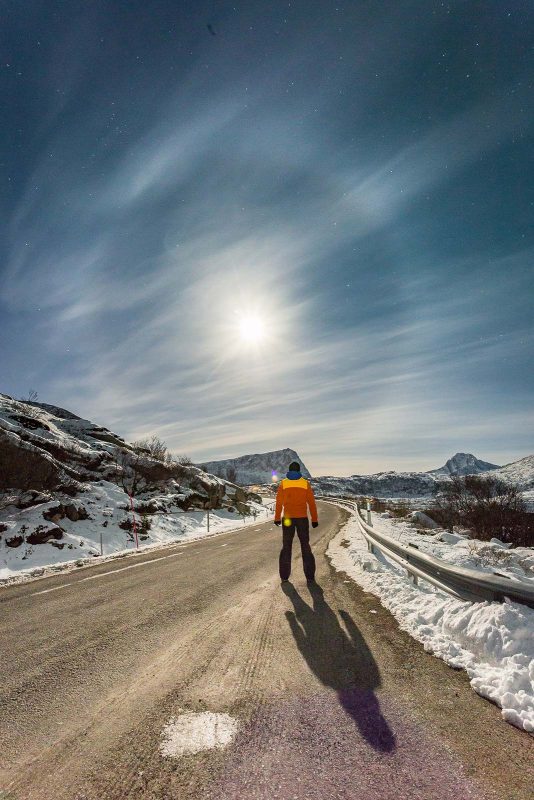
<box><xmin>100</xmin><ymin>527</ymin><xmax>103</xmax><ymax>557</ymax></box>
<box><xmin>129</xmin><ymin>492</ymin><xmax>139</xmax><ymax>549</ymax></box>
<box><xmin>207</xmin><ymin>508</ymin><xmax>210</xmax><ymax>533</ymax></box>
<box><xmin>366</xmin><ymin>499</ymin><xmax>372</xmax><ymax>527</ymax></box>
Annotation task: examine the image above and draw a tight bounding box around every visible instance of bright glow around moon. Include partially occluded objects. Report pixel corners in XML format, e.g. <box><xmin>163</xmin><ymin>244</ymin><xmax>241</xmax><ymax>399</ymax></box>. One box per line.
<box><xmin>238</xmin><ymin>314</ymin><xmax>266</xmax><ymax>344</ymax></box>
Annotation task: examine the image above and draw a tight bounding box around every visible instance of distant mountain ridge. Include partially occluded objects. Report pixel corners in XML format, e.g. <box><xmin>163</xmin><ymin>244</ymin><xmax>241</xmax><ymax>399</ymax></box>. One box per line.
<box><xmin>312</xmin><ymin>452</ymin><xmax>533</xmax><ymax>498</ymax></box>
<box><xmin>198</xmin><ymin>448</ymin><xmax>311</xmax><ymax>485</ymax></box>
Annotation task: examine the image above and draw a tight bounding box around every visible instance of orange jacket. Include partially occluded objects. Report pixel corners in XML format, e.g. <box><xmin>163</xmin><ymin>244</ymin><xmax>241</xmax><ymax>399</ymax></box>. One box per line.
<box><xmin>275</xmin><ymin>477</ymin><xmax>318</xmax><ymax>523</ymax></box>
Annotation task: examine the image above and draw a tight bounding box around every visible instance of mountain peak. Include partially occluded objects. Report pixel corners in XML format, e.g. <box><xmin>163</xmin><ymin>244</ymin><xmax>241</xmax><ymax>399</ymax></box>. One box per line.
<box><xmin>428</xmin><ymin>452</ymin><xmax>501</xmax><ymax>477</ymax></box>
<box><xmin>198</xmin><ymin>448</ymin><xmax>311</xmax><ymax>485</ymax></box>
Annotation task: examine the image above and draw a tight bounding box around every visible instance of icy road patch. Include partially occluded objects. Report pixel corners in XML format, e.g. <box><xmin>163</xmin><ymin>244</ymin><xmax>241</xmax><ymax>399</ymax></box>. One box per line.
<box><xmin>159</xmin><ymin>712</ymin><xmax>239</xmax><ymax>758</ymax></box>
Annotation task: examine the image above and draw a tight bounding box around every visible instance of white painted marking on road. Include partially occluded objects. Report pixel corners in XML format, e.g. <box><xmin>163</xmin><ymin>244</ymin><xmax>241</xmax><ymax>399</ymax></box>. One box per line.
<box><xmin>32</xmin><ymin>583</ymin><xmax>73</xmax><ymax>596</ymax></box>
<box><xmin>28</xmin><ymin>552</ymin><xmax>184</xmax><ymax>596</ymax></box>
<box><xmin>159</xmin><ymin>712</ymin><xmax>238</xmax><ymax>758</ymax></box>
<box><xmin>78</xmin><ymin>552</ymin><xmax>183</xmax><ymax>582</ymax></box>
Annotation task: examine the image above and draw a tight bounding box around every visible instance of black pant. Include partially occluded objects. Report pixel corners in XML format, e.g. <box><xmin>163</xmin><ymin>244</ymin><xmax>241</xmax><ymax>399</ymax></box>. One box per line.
<box><xmin>279</xmin><ymin>517</ymin><xmax>316</xmax><ymax>581</ymax></box>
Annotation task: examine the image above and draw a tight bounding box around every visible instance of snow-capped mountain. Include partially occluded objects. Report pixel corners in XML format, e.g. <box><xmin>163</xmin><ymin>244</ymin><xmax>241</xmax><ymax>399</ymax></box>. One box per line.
<box><xmin>428</xmin><ymin>452</ymin><xmax>500</xmax><ymax>476</ymax></box>
<box><xmin>198</xmin><ymin>448</ymin><xmax>311</xmax><ymax>485</ymax></box>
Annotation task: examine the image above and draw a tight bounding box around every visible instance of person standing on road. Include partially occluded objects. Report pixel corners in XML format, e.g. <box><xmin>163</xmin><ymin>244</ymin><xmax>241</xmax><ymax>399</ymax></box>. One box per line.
<box><xmin>274</xmin><ymin>461</ymin><xmax>319</xmax><ymax>583</ymax></box>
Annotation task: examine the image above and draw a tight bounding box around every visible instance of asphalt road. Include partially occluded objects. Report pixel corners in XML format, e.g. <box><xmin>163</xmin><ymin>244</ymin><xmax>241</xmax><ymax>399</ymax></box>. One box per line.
<box><xmin>0</xmin><ymin>502</ymin><xmax>532</xmax><ymax>800</ymax></box>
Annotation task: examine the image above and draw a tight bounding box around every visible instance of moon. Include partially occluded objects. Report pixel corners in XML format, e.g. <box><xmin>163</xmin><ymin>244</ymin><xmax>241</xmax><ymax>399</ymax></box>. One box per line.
<box><xmin>238</xmin><ymin>314</ymin><xmax>266</xmax><ymax>344</ymax></box>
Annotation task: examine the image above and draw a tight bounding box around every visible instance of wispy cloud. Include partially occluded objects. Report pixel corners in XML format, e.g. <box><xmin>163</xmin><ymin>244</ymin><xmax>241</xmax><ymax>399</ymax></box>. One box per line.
<box><xmin>2</xmin><ymin>2</ymin><xmax>533</xmax><ymax>474</ymax></box>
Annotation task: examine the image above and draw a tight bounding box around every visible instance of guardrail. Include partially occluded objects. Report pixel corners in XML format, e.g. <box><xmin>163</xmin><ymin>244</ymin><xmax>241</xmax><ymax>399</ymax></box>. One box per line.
<box><xmin>318</xmin><ymin>496</ymin><xmax>534</xmax><ymax>609</ymax></box>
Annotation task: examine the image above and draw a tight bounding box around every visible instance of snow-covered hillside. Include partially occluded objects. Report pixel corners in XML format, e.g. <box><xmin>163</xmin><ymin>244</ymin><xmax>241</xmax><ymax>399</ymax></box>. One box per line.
<box><xmin>488</xmin><ymin>455</ymin><xmax>534</xmax><ymax>491</ymax></box>
<box><xmin>0</xmin><ymin>393</ymin><xmax>263</xmax><ymax>580</ymax></box>
<box><xmin>428</xmin><ymin>452</ymin><xmax>500</xmax><ymax>476</ymax></box>
<box><xmin>198</xmin><ymin>447</ymin><xmax>311</xmax><ymax>485</ymax></box>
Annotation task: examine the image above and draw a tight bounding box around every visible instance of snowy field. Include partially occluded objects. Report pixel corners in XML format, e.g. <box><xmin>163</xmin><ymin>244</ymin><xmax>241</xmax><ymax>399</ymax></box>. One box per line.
<box><xmin>328</xmin><ymin>503</ymin><xmax>534</xmax><ymax>734</ymax></box>
<box><xmin>0</xmin><ymin>482</ymin><xmax>274</xmax><ymax>585</ymax></box>
<box><xmin>374</xmin><ymin>513</ymin><xmax>534</xmax><ymax>584</ymax></box>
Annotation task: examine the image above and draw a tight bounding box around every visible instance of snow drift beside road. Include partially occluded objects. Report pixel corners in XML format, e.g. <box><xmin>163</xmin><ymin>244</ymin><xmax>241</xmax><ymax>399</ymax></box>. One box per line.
<box><xmin>328</xmin><ymin>509</ymin><xmax>534</xmax><ymax>734</ymax></box>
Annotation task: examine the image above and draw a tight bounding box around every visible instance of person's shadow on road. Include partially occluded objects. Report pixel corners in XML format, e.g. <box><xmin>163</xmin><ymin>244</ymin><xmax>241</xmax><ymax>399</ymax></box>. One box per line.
<box><xmin>282</xmin><ymin>581</ymin><xmax>395</xmax><ymax>753</ymax></box>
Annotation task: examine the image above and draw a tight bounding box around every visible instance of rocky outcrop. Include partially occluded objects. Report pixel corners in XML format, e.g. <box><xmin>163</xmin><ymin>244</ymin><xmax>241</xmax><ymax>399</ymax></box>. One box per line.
<box><xmin>42</xmin><ymin>503</ymin><xmax>89</xmax><ymax>523</ymax></box>
<box><xmin>16</xmin><ymin>490</ymin><xmax>53</xmax><ymax>509</ymax></box>
<box><xmin>6</xmin><ymin>535</ymin><xmax>23</xmax><ymax>548</ymax></box>
<box><xmin>0</xmin><ymin>429</ymin><xmax>64</xmax><ymax>491</ymax></box>
<box><xmin>26</xmin><ymin>526</ymin><xmax>64</xmax><ymax>545</ymax></box>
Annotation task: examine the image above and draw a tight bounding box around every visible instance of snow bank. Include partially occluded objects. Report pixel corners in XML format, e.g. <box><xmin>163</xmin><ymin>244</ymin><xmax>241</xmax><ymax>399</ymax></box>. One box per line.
<box><xmin>376</xmin><ymin>515</ymin><xmax>534</xmax><ymax>584</ymax></box>
<box><xmin>328</xmin><ymin>509</ymin><xmax>534</xmax><ymax>734</ymax></box>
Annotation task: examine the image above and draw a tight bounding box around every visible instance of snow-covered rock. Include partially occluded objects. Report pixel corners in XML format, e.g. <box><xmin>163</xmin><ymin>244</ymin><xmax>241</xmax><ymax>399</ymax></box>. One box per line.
<box><xmin>409</xmin><ymin>510</ymin><xmax>440</xmax><ymax>529</ymax></box>
<box><xmin>428</xmin><ymin>452</ymin><xmax>500</xmax><ymax>477</ymax></box>
<box><xmin>198</xmin><ymin>447</ymin><xmax>311</xmax><ymax>485</ymax></box>
<box><xmin>433</xmin><ymin>531</ymin><xmax>466</xmax><ymax>545</ymax></box>
<box><xmin>489</xmin><ymin>537</ymin><xmax>512</xmax><ymax>550</ymax></box>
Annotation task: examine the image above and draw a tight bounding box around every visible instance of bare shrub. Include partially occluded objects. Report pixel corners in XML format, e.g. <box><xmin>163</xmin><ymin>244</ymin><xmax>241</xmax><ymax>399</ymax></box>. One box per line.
<box><xmin>390</xmin><ymin>502</ymin><xmax>410</xmax><ymax>518</ymax></box>
<box><xmin>140</xmin><ymin>514</ymin><xmax>151</xmax><ymax>534</ymax></box>
<box><xmin>433</xmin><ymin>475</ymin><xmax>533</xmax><ymax>547</ymax></box>
<box><xmin>226</xmin><ymin>465</ymin><xmax>237</xmax><ymax>484</ymax></box>
<box><xmin>175</xmin><ymin>455</ymin><xmax>193</xmax><ymax>466</ymax></box>
<box><xmin>14</xmin><ymin>393</ymin><xmax>41</xmax><ymax>419</ymax></box>
<box><xmin>370</xmin><ymin>497</ymin><xmax>387</xmax><ymax>513</ymax></box>
<box><xmin>130</xmin><ymin>435</ymin><xmax>172</xmax><ymax>463</ymax></box>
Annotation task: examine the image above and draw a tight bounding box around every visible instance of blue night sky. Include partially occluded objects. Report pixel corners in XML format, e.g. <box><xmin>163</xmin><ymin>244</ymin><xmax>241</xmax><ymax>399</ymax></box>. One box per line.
<box><xmin>1</xmin><ymin>1</ymin><xmax>533</xmax><ymax>475</ymax></box>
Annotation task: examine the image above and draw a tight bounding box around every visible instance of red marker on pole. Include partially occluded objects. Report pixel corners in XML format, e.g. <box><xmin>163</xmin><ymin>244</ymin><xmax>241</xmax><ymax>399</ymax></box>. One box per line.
<box><xmin>129</xmin><ymin>492</ymin><xmax>139</xmax><ymax>549</ymax></box>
